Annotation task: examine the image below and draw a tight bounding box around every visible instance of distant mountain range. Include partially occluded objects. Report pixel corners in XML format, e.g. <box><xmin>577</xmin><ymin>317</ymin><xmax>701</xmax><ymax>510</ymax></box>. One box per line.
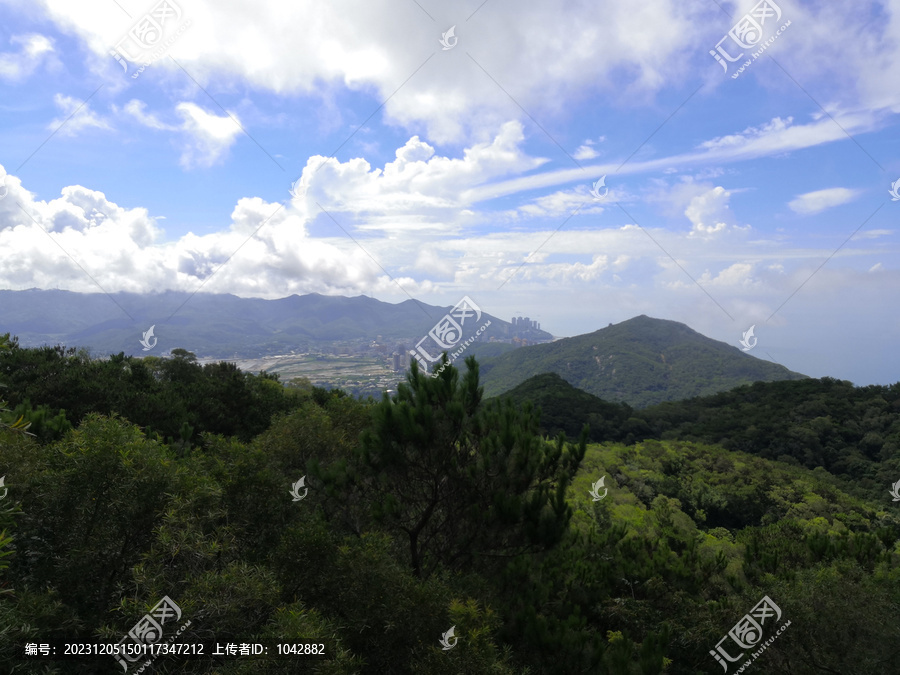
<box><xmin>0</xmin><ymin>289</ymin><xmax>551</xmax><ymax>358</ymax></box>
<box><xmin>0</xmin><ymin>291</ymin><xmax>806</xmax><ymax>407</ymax></box>
<box><xmin>478</xmin><ymin>315</ymin><xmax>807</xmax><ymax>408</ymax></box>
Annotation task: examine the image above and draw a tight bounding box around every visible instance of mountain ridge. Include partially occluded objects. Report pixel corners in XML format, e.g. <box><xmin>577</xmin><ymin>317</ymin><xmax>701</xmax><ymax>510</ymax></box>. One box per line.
<box><xmin>479</xmin><ymin>314</ymin><xmax>807</xmax><ymax>407</ymax></box>
<box><xmin>0</xmin><ymin>289</ymin><xmax>551</xmax><ymax>358</ymax></box>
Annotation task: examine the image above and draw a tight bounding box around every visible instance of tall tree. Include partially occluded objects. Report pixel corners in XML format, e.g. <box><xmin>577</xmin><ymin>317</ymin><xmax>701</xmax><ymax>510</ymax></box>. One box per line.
<box><xmin>352</xmin><ymin>355</ymin><xmax>587</xmax><ymax>578</ymax></box>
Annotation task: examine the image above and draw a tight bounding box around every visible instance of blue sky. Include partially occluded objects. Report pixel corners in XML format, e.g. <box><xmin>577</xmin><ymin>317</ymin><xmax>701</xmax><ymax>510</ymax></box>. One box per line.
<box><xmin>0</xmin><ymin>0</ymin><xmax>898</xmax><ymax>386</ymax></box>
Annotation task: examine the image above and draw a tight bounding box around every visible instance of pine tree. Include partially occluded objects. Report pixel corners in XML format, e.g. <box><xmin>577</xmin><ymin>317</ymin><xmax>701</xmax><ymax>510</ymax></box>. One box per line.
<box><xmin>353</xmin><ymin>355</ymin><xmax>587</xmax><ymax>578</ymax></box>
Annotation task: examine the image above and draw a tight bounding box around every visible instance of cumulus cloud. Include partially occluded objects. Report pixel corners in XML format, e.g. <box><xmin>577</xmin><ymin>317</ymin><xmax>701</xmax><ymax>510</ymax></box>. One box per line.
<box><xmin>0</xmin><ymin>181</ymin><xmax>165</xmax><ymax>292</ymax></box>
<box><xmin>0</xmin><ymin>170</ymin><xmax>379</xmax><ymax>296</ymax></box>
<box><xmin>13</xmin><ymin>0</ymin><xmax>900</xmax><ymax>156</ymax></box>
<box><xmin>0</xmin><ymin>123</ymin><xmax>556</xmax><ymax>296</ymax></box>
<box><xmin>685</xmin><ymin>186</ymin><xmax>736</xmax><ymax>236</ymax></box>
<box><xmin>304</xmin><ymin>121</ymin><xmax>546</xmax><ymax>227</ymax></box>
<box><xmin>701</xmin><ymin>262</ymin><xmax>757</xmax><ymax>288</ymax></box>
<box><xmin>788</xmin><ymin>187</ymin><xmax>859</xmax><ymax>215</ymax></box>
<box><xmin>0</xmin><ymin>101</ymin><xmax>891</xmax><ymax>335</ymax></box>
<box><xmin>27</xmin><ymin>0</ymin><xmax>716</xmax><ymax>144</ymax></box>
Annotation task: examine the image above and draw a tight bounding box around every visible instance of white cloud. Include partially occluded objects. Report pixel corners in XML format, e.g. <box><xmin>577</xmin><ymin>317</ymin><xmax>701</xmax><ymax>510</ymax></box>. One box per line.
<box><xmin>16</xmin><ymin>0</ymin><xmax>900</xmax><ymax>153</ymax></box>
<box><xmin>685</xmin><ymin>186</ymin><xmax>735</xmax><ymax>236</ymax></box>
<box><xmin>303</xmin><ymin>121</ymin><xmax>546</xmax><ymax>228</ymax></box>
<box><xmin>699</xmin><ymin>118</ymin><xmax>796</xmax><ymax>153</ymax></box>
<box><xmin>701</xmin><ymin>262</ymin><xmax>757</xmax><ymax>288</ymax></box>
<box><xmin>852</xmin><ymin>229</ymin><xmax>892</xmax><ymax>240</ymax></box>
<box><xmin>0</xmin><ymin>169</ymin><xmax>378</xmax><ymax>296</ymax></box>
<box><xmin>45</xmin><ymin>97</ymin><xmax>243</xmax><ymax>166</ymax></box>
<box><xmin>574</xmin><ymin>139</ymin><xmax>603</xmax><ymax>160</ymax></box>
<box><xmin>516</xmin><ymin>187</ymin><xmax>605</xmax><ymax>218</ymax></box>
<box><xmin>788</xmin><ymin>187</ymin><xmax>859</xmax><ymax>215</ymax></box>
<box><xmin>461</xmin><ymin>110</ymin><xmax>882</xmax><ymax>205</ymax></box>
<box><xmin>122</xmin><ymin>99</ymin><xmax>176</xmax><ymax>131</ymax></box>
<box><xmin>174</xmin><ymin>102</ymin><xmax>243</xmax><ymax>168</ymax></box>
<box><xmin>413</xmin><ymin>247</ymin><xmax>456</xmax><ymax>279</ymax></box>
<box><xmin>117</xmin><ymin>99</ymin><xmax>241</xmax><ymax>167</ymax></box>
<box><xmin>0</xmin><ymin>34</ymin><xmax>55</xmax><ymax>81</ymax></box>
<box><xmin>49</xmin><ymin>93</ymin><xmax>110</xmax><ymax>136</ymax></box>
<box><xmin>30</xmin><ymin>0</ymin><xmax>714</xmax><ymax>144</ymax></box>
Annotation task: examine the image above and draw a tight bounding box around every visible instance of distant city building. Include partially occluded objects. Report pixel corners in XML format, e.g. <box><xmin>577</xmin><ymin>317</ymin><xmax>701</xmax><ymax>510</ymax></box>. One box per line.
<box><xmin>511</xmin><ymin>316</ymin><xmax>540</xmax><ymax>331</ymax></box>
<box><xmin>392</xmin><ymin>352</ymin><xmax>401</xmax><ymax>371</ymax></box>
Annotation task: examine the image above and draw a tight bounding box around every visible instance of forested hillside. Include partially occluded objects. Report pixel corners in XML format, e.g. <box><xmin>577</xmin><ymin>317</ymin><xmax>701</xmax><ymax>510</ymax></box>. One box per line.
<box><xmin>495</xmin><ymin>372</ymin><xmax>638</xmax><ymax>443</ymax></box>
<box><xmin>1</xmin><ymin>337</ymin><xmax>899</xmax><ymax>674</ymax></box>
<box><xmin>479</xmin><ymin>315</ymin><xmax>807</xmax><ymax>407</ymax></box>
<box><xmin>499</xmin><ymin>372</ymin><xmax>900</xmax><ymax>505</ymax></box>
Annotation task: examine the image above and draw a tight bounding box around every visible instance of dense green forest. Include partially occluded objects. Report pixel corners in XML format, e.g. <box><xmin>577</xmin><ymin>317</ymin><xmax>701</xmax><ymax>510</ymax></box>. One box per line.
<box><xmin>499</xmin><ymin>372</ymin><xmax>900</xmax><ymax>505</ymax></box>
<box><xmin>478</xmin><ymin>315</ymin><xmax>807</xmax><ymax>407</ymax></box>
<box><xmin>1</xmin><ymin>335</ymin><xmax>899</xmax><ymax>674</ymax></box>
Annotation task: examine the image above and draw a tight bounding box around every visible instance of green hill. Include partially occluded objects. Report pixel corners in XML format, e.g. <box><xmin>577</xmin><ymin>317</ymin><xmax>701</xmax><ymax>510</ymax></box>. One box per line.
<box><xmin>498</xmin><ymin>371</ymin><xmax>900</xmax><ymax>504</ymax></box>
<box><xmin>494</xmin><ymin>372</ymin><xmax>636</xmax><ymax>444</ymax></box>
<box><xmin>479</xmin><ymin>315</ymin><xmax>807</xmax><ymax>407</ymax></box>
